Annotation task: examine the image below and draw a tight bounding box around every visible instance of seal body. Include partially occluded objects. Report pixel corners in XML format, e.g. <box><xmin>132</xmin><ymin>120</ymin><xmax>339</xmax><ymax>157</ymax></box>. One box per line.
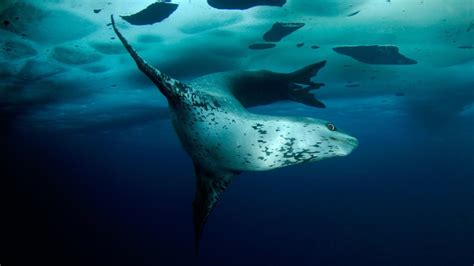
<box><xmin>170</xmin><ymin>85</ymin><xmax>356</xmax><ymax>173</ymax></box>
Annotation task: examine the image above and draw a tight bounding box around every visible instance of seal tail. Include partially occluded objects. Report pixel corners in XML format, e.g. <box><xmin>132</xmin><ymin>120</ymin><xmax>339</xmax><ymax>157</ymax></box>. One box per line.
<box><xmin>110</xmin><ymin>15</ymin><xmax>184</xmax><ymax>100</ymax></box>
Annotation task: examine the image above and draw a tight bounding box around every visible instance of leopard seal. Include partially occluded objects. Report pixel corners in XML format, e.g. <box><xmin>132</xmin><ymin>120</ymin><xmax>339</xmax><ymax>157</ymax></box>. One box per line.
<box><xmin>111</xmin><ymin>15</ymin><xmax>358</xmax><ymax>252</ymax></box>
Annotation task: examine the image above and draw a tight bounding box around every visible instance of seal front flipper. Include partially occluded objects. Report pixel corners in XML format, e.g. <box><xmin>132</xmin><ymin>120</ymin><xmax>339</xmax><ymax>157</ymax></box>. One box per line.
<box><xmin>192</xmin><ymin>162</ymin><xmax>240</xmax><ymax>254</ymax></box>
<box><xmin>110</xmin><ymin>15</ymin><xmax>186</xmax><ymax>101</ymax></box>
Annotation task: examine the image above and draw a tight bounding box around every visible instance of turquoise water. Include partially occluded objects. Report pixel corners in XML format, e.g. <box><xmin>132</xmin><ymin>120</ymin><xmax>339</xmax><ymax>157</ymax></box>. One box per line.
<box><xmin>1</xmin><ymin>1</ymin><xmax>473</xmax><ymax>265</ymax></box>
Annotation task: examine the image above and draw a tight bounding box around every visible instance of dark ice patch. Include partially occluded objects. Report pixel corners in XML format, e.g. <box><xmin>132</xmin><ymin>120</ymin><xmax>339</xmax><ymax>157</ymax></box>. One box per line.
<box><xmin>249</xmin><ymin>43</ymin><xmax>276</xmax><ymax>50</ymax></box>
<box><xmin>51</xmin><ymin>46</ymin><xmax>102</xmax><ymax>65</ymax></box>
<box><xmin>17</xmin><ymin>59</ymin><xmax>65</xmax><ymax>81</ymax></box>
<box><xmin>347</xmin><ymin>10</ymin><xmax>361</xmax><ymax>17</ymax></box>
<box><xmin>296</xmin><ymin>42</ymin><xmax>304</xmax><ymax>48</ymax></box>
<box><xmin>208</xmin><ymin>0</ymin><xmax>286</xmax><ymax>10</ymax></box>
<box><xmin>121</xmin><ymin>2</ymin><xmax>178</xmax><ymax>25</ymax></box>
<box><xmin>311</xmin><ymin>45</ymin><xmax>320</xmax><ymax>49</ymax></box>
<box><xmin>333</xmin><ymin>45</ymin><xmax>417</xmax><ymax>65</ymax></box>
<box><xmin>395</xmin><ymin>92</ymin><xmax>405</xmax><ymax>96</ymax></box>
<box><xmin>93</xmin><ymin>9</ymin><xmax>102</xmax><ymax>14</ymax></box>
<box><xmin>458</xmin><ymin>45</ymin><xmax>473</xmax><ymax>49</ymax></box>
<box><xmin>0</xmin><ymin>2</ymin><xmax>96</xmax><ymax>44</ymax></box>
<box><xmin>345</xmin><ymin>83</ymin><xmax>360</xmax><ymax>88</ymax></box>
<box><xmin>467</xmin><ymin>21</ymin><xmax>474</xmax><ymax>32</ymax></box>
<box><xmin>1</xmin><ymin>40</ymin><xmax>37</xmax><ymax>60</ymax></box>
<box><xmin>0</xmin><ymin>61</ymin><xmax>16</xmax><ymax>81</ymax></box>
<box><xmin>83</xmin><ymin>65</ymin><xmax>110</xmax><ymax>73</ymax></box>
<box><xmin>262</xmin><ymin>22</ymin><xmax>305</xmax><ymax>42</ymax></box>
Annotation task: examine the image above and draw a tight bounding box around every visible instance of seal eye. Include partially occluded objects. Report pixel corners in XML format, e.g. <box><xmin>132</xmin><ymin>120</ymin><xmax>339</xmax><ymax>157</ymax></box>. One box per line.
<box><xmin>327</xmin><ymin>123</ymin><xmax>336</xmax><ymax>131</ymax></box>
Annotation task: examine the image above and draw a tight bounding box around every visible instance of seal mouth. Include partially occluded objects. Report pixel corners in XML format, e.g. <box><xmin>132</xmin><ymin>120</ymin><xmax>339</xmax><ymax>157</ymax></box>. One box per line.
<box><xmin>336</xmin><ymin>136</ymin><xmax>359</xmax><ymax>156</ymax></box>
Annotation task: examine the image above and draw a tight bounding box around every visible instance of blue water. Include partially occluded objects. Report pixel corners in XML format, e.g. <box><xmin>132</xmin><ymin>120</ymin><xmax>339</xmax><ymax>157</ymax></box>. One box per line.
<box><xmin>3</xmin><ymin>99</ymin><xmax>473</xmax><ymax>265</ymax></box>
<box><xmin>1</xmin><ymin>0</ymin><xmax>474</xmax><ymax>265</ymax></box>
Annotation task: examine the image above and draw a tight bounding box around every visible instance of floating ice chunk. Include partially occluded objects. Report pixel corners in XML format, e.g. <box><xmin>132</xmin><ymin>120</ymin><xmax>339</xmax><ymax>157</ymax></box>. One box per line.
<box><xmin>121</xmin><ymin>2</ymin><xmax>179</xmax><ymax>25</ymax></box>
<box><xmin>249</xmin><ymin>43</ymin><xmax>276</xmax><ymax>50</ymax></box>
<box><xmin>208</xmin><ymin>0</ymin><xmax>286</xmax><ymax>10</ymax></box>
<box><xmin>262</xmin><ymin>22</ymin><xmax>305</xmax><ymax>42</ymax></box>
<box><xmin>333</xmin><ymin>45</ymin><xmax>417</xmax><ymax>65</ymax></box>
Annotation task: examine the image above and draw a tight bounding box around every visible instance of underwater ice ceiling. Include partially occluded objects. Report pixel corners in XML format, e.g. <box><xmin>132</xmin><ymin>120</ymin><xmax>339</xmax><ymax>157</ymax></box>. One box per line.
<box><xmin>0</xmin><ymin>0</ymin><xmax>473</xmax><ymax>132</ymax></box>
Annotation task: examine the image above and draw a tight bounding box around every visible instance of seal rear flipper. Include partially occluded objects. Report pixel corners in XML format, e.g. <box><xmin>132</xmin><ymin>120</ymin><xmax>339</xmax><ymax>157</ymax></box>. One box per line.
<box><xmin>192</xmin><ymin>162</ymin><xmax>240</xmax><ymax>254</ymax></box>
<box><xmin>289</xmin><ymin>60</ymin><xmax>327</xmax><ymax>87</ymax></box>
<box><xmin>288</xmin><ymin>88</ymin><xmax>326</xmax><ymax>108</ymax></box>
